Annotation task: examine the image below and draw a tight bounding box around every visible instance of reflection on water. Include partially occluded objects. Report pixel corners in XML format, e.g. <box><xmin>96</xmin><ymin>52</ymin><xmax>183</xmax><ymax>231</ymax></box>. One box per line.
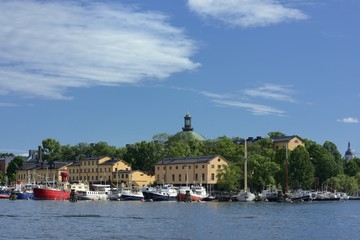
<box><xmin>1</xmin><ymin>200</ymin><xmax>359</xmax><ymax>239</ymax></box>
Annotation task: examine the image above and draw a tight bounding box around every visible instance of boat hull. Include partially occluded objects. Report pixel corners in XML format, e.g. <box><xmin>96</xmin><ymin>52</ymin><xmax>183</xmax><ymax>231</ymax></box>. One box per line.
<box><xmin>33</xmin><ymin>187</ymin><xmax>70</xmax><ymax>200</ymax></box>
<box><xmin>177</xmin><ymin>191</ymin><xmax>207</xmax><ymax>202</ymax></box>
<box><xmin>120</xmin><ymin>194</ymin><xmax>144</xmax><ymax>201</ymax></box>
<box><xmin>142</xmin><ymin>191</ymin><xmax>177</xmax><ymax>201</ymax></box>
<box><xmin>235</xmin><ymin>191</ymin><xmax>256</xmax><ymax>202</ymax></box>
<box><xmin>16</xmin><ymin>192</ymin><xmax>34</xmax><ymax>200</ymax></box>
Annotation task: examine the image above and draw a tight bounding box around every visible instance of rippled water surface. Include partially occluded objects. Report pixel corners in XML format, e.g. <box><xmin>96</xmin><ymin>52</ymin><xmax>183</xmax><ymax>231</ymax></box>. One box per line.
<box><xmin>1</xmin><ymin>200</ymin><xmax>359</xmax><ymax>239</ymax></box>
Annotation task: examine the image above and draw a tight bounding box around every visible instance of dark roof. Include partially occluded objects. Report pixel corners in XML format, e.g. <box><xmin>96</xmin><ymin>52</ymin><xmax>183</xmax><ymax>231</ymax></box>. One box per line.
<box><xmin>20</xmin><ymin>161</ymin><xmax>71</xmax><ymax>171</ymax></box>
<box><xmin>99</xmin><ymin>159</ymin><xmax>129</xmax><ymax>166</ymax></box>
<box><xmin>272</xmin><ymin>135</ymin><xmax>303</xmax><ymax>143</ymax></box>
<box><xmin>156</xmin><ymin>155</ymin><xmax>225</xmax><ymax>165</ymax></box>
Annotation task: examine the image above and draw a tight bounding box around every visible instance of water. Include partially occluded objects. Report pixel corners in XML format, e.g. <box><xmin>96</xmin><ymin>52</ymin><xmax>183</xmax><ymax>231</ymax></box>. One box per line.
<box><xmin>1</xmin><ymin>200</ymin><xmax>359</xmax><ymax>240</ymax></box>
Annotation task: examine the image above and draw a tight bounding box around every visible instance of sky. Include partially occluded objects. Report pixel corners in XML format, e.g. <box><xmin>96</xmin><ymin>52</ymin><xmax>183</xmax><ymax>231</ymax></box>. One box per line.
<box><xmin>0</xmin><ymin>0</ymin><xmax>359</xmax><ymax>156</ymax></box>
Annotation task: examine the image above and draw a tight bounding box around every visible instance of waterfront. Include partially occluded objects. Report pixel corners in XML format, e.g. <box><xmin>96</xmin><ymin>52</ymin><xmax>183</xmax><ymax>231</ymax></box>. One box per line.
<box><xmin>1</xmin><ymin>200</ymin><xmax>359</xmax><ymax>240</ymax></box>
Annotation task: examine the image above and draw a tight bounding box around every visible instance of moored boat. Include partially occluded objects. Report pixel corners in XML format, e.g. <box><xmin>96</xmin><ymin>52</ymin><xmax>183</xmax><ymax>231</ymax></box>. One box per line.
<box><xmin>77</xmin><ymin>184</ymin><xmax>110</xmax><ymax>201</ymax></box>
<box><xmin>177</xmin><ymin>185</ymin><xmax>208</xmax><ymax>202</ymax></box>
<box><xmin>142</xmin><ymin>184</ymin><xmax>178</xmax><ymax>201</ymax></box>
<box><xmin>290</xmin><ymin>189</ymin><xmax>312</xmax><ymax>202</ymax></box>
<box><xmin>33</xmin><ymin>186</ymin><xmax>70</xmax><ymax>200</ymax></box>
<box><xmin>120</xmin><ymin>188</ymin><xmax>144</xmax><ymax>201</ymax></box>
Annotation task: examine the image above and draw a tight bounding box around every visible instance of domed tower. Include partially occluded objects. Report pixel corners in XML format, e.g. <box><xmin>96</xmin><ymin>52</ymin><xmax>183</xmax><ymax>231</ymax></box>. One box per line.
<box><xmin>344</xmin><ymin>142</ymin><xmax>355</xmax><ymax>161</ymax></box>
<box><xmin>182</xmin><ymin>113</ymin><xmax>193</xmax><ymax>132</ymax></box>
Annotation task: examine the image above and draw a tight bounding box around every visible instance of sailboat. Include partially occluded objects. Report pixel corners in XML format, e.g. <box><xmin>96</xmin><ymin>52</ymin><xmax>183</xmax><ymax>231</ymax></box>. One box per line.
<box><xmin>235</xmin><ymin>139</ymin><xmax>255</xmax><ymax>202</ymax></box>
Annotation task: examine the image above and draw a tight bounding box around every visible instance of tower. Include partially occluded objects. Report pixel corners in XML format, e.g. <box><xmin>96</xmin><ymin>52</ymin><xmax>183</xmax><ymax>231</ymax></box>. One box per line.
<box><xmin>182</xmin><ymin>113</ymin><xmax>193</xmax><ymax>132</ymax></box>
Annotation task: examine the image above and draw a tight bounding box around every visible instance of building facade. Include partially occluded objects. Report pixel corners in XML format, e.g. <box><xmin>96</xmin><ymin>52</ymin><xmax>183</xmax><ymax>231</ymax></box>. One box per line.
<box><xmin>155</xmin><ymin>155</ymin><xmax>228</xmax><ymax>186</ymax></box>
<box><xmin>16</xmin><ymin>161</ymin><xmax>71</xmax><ymax>184</ymax></box>
<box><xmin>67</xmin><ymin>156</ymin><xmax>131</xmax><ymax>184</ymax></box>
<box><xmin>272</xmin><ymin>135</ymin><xmax>305</xmax><ymax>151</ymax></box>
<box><xmin>112</xmin><ymin>170</ymin><xmax>155</xmax><ymax>188</ymax></box>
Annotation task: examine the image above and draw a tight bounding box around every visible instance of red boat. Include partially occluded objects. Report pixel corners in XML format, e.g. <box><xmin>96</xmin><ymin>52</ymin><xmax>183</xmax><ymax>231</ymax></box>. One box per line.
<box><xmin>177</xmin><ymin>185</ymin><xmax>208</xmax><ymax>202</ymax></box>
<box><xmin>33</xmin><ymin>172</ymin><xmax>70</xmax><ymax>200</ymax></box>
<box><xmin>33</xmin><ymin>187</ymin><xmax>70</xmax><ymax>200</ymax></box>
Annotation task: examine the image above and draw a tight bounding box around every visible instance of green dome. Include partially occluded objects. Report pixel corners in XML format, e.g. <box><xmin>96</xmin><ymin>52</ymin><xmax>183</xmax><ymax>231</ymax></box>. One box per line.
<box><xmin>171</xmin><ymin>131</ymin><xmax>206</xmax><ymax>142</ymax></box>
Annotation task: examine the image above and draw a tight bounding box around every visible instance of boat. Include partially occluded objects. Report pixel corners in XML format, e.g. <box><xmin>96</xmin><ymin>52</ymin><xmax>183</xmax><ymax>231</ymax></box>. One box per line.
<box><xmin>234</xmin><ymin>139</ymin><xmax>255</xmax><ymax>202</ymax></box>
<box><xmin>258</xmin><ymin>188</ymin><xmax>281</xmax><ymax>202</ymax></box>
<box><xmin>142</xmin><ymin>184</ymin><xmax>178</xmax><ymax>201</ymax></box>
<box><xmin>0</xmin><ymin>186</ymin><xmax>10</xmax><ymax>199</ymax></box>
<box><xmin>33</xmin><ymin>172</ymin><xmax>71</xmax><ymax>200</ymax></box>
<box><xmin>289</xmin><ymin>189</ymin><xmax>312</xmax><ymax>202</ymax></box>
<box><xmin>108</xmin><ymin>188</ymin><xmax>122</xmax><ymax>201</ymax></box>
<box><xmin>77</xmin><ymin>184</ymin><xmax>111</xmax><ymax>201</ymax></box>
<box><xmin>14</xmin><ymin>182</ymin><xmax>34</xmax><ymax>200</ymax></box>
<box><xmin>177</xmin><ymin>185</ymin><xmax>208</xmax><ymax>202</ymax></box>
<box><xmin>311</xmin><ymin>191</ymin><xmax>340</xmax><ymax>201</ymax></box>
<box><xmin>120</xmin><ymin>188</ymin><xmax>144</xmax><ymax>201</ymax></box>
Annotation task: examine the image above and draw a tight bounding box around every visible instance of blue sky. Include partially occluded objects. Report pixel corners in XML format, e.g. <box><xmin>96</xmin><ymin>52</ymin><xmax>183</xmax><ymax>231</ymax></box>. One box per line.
<box><xmin>0</xmin><ymin>0</ymin><xmax>359</xmax><ymax>156</ymax></box>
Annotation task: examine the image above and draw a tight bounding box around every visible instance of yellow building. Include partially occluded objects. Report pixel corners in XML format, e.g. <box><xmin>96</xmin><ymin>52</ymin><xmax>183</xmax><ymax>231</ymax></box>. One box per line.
<box><xmin>67</xmin><ymin>156</ymin><xmax>131</xmax><ymax>184</ymax></box>
<box><xmin>272</xmin><ymin>135</ymin><xmax>305</xmax><ymax>151</ymax></box>
<box><xmin>112</xmin><ymin>170</ymin><xmax>155</xmax><ymax>188</ymax></box>
<box><xmin>16</xmin><ymin>160</ymin><xmax>71</xmax><ymax>184</ymax></box>
<box><xmin>155</xmin><ymin>155</ymin><xmax>228</xmax><ymax>186</ymax></box>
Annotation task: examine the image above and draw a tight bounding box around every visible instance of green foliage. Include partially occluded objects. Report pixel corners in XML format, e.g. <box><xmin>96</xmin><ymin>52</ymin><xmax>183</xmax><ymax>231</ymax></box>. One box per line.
<box><xmin>325</xmin><ymin>174</ymin><xmax>359</xmax><ymax>195</ymax></box>
<box><xmin>216</xmin><ymin>163</ymin><xmax>241</xmax><ymax>192</ymax></box>
<box><xmin>268</xmin><ymin>131</ymin><xmax>286</xmax><ymax>139</ymax></box>
<box><xmin>288</xmin><ymin>146</ymin><xmax>314</xmax><ymax>189</ymax></box>
<box><xmin>6</xmin><ymin>156</ymin><xmax>25</xmax><ymax>183</ymax></box>
<box><xmin>42</xmin><ymin>138</ymin><xmax>62</xmax><ymax>162</ymax></box>
<box><xmin>344</xmin><ymin>158</ymin><xmax>360</xmax><ymax>177</ymax></box>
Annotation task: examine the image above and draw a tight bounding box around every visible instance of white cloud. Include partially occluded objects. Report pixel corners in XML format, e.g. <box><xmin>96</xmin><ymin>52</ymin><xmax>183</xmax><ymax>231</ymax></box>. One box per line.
<box><xmin>0</xmin><ymin>102</ymin><xmax>17</xmax><ymax>107</ymax></box>
<box><xmin>187</xmin><ymin>0</ymin><xmax>308</xmax><ymax>28</ymax></box>
<box><xmin>337</xmin><ymin>117</ymin><xmax>359</xmax><ymax>124</ymax></box>
<box><xmin>213</xmin><ymin>99</ymin><xmax>285</xmax><ymax>116</ymax></box>
<box><xmin>242</xmin><ymin>84</ymin><xmax>295</xmax><ymax>102</ymax></box>
<box><xmin>0</xmin><ymin>0</ymin><xmax>199</xmax><ymax>99</ymax></box>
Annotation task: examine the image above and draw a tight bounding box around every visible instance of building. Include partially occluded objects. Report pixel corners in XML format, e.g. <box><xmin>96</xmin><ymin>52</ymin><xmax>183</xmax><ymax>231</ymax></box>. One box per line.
<box><xmin>16</xmin><ymin>160</ymin><xmax>71</xmax><ymax>184</ymax></box>
<box><xmin>272</xmin><ymin>135</ymin><xmax>304</xmax><ymax>151</ymax></box>
<box><xmin>344</xmin><ymin>142</ymin><xmax>355</xmax><ymax>161</ymax></box>
<box><xmin>67</xmin><ymin>156</ymin><xmax>131</xmax><ymax>184</ymax></box>
<box><xmin>170</xmin><ymin>113</ymin><xmax>206</xmax><ymax>142</ymax></box>
<box><xmin>112</xmin><ymin>170</ymin><xmax>155</xmax><ymax>188</ymax></box>
<box><xmin>155</xmin><ymin>155</ymin><xmax>228</xmax><ymax>187</ymax></box>
<box><xmin>0</xmin><ymin>156</ymin><xmax>13</xmax><ymax>174</ymax></box>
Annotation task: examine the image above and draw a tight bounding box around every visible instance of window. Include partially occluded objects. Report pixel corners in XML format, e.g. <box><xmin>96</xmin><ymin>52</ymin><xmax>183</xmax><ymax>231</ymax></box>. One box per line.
<box><xmin>179</xmin><ymin>174</ymin><xmax>181</xmax><ymax>181</ymax></box>
<box><xmin>92</xmin><ymin>168</ymin><xmax>94</xmax><ymax>173</ymax></box>
<box><xmin>188</xmin><ymin>166</ymin><xmax>191</xmax><ymax>169</ymax></box>
<box><xmin>172</xmin><ymin>174</ymin><xmax>175</xmax><ymax>181</ymax></box>
<box><xmin>80</xmin><ymin>169</ymin><xmax>82</xmax><ymax>173</ymax></box>
<box><xmin>202</xmin><ymin>173</ymin><xmax>205</xmax><ymax>181</ymax></box>
<box><xmin>182</xmin><ymin>165</ymin><xmax>185</xmax><ymax>169</ymax></box>
<box><xmin>195</xmin><ymin>165</ymin><xmax>198</xmax><ymax>169</ymax></box>
<box><xmin>157</xmin><ymin>167</ymin><xmax>160</xmax><ymax>170</ymax></box>
<box><xmin>211</xmin><ymin>164</ymin><xmax>215</xmax><ymax>168</ymax></box>
<box><xmin>202</xmin><ymin>165</ymin><xmax>205</xmax><ymax>169</ymax></box>
<box><xmin>211</xmin><ymin>173</ymin><xmax>215</xmax><ymax>181</ymax></box>
<box><xmin>218</xmin><ymin>158</ymin><xmax>220</xmax><ymax>162</ymax></box>
<box><xmin>100</xmin><ymin>168</ymin><xmax>102</xmax><ymax>172</ymax></box>
<box><xmin>218</xmin><ymin>165</ymin><xmax>221</xmax><ymax>169</ymax></box>
<box><xmin>163</xmin><ymin>166</ymin><xmax>165</xmax><ymax>170</ymax></box>
<box><xmin>92</xmin><ymin>161</ymin><xmax>94</xmax><ymax>165</ymax></box>
<box><xmin>169</xmin><ymin>166</ymin><xmax>172</xmax><ymax>170</ymax></box>
<box><xmin>176</xmin><ymin>166</ymin><xmax>178</xmax><ymax>170</ymax></box>
<box><xmin>195</xmin><ymin>174</ymin><xmax>198</xmax><ymax>181</ymax></box>
<box><xmin>157</xmin><ymin>174</ymin><xmax>160</xmax><ymax>181</ymax></box>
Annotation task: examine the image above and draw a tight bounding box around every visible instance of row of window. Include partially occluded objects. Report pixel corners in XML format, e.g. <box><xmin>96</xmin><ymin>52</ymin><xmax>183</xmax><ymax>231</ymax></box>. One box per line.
<box><xmin>68</xmin><ymin>167</ymin><xmax>112</xmax><ymax>174</ymax></box>
<box><xmin>156</xmin><ymin>173</ymin><xmax>215</xmax><ymax>182</ymax></box>
<box><xmin>69</xmin><ymin>175</ymin><xmax>111</xmax><ymax>181</ymax></box>
<box><xmin>157</xmin><ymin>164</ymin><xmax>222</xmax><ymax>171</ymax></box>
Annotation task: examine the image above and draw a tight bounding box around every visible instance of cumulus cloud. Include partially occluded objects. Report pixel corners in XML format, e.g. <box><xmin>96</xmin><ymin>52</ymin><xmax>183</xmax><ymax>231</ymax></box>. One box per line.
<box><xmin>337</xmin><ymin>117</ymin><xmax>359</xmax><ymax>124</ymax></box>
<box><xmin>187</xmin><ymin>0</ymin><xmax>308</xmax><ymax>27</ymax></box>
<box><xmin>0</xmin><ymin>0</ymin><xmax>199</xmax><ymax>99</ymax></box>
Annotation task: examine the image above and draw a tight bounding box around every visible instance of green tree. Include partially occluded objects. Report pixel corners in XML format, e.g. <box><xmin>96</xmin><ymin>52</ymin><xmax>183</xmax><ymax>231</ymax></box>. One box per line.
<box><xmin>268</xmin><ymin>131</ymin><xmax>286</xmax><ymax>139</ymax></box>
<box><xmin>289</xmin><ymin>146</ymin><xmax>314</xmax><ymax>189</ymax></box>
<box><xmin>323</xmin><ymin>141</ymin><xmax>344</xmax><ymax>173</ymax></box>
<box><xmin>344</xmin><ymin>158</ymin><xmax>360</xmax><ymax>177</ymax></box>
<box><xmin>92</xmin><ymin>141</ymin><xmax>116</xmax><ymax>157</ymax></box>
<box><xmin>6</xmin><ymin>156</ymin><xmax>25</xmax><ymax>183</ymax></box>
<box><xmin>217</xmin><ymin>163</ymin><xmax>241</xmax><ymax>192</ymax></box>
<box><xmin>42</xmin><ymin>138</ymin><xmax>62</xmax><ymax>162</ymax></box>
<box><xmin>325</xmin><ymin>174</ymin><xmax>358</xmax><ymax>195</ymax></box>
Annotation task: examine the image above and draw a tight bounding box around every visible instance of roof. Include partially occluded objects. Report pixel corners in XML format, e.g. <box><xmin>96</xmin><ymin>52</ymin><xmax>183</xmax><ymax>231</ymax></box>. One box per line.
<box><xmin>156</xmin><ymin>155</ymin><xmax>226</xmax><ymax>165</ymax></box>
<box><xmin>19</xmin><ymin>161</ymin><xmax>71</xmax><ymax>171</ymax></box>
<box><xmin>272</xmin><ymin>135</ymin><xmax>303</xmax><ymax>143</ymax></box>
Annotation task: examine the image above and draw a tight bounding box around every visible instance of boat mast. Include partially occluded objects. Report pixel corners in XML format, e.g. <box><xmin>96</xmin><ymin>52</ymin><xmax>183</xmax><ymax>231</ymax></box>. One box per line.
<box><xmin>285</xmin><ymin>142</ymin><xmax>289</xmax><ymax>193</ymax></box>
<box><xmin>244</xmin><ymin>139</ymin><xmax>248</xmax><ymax>192</ymax></box>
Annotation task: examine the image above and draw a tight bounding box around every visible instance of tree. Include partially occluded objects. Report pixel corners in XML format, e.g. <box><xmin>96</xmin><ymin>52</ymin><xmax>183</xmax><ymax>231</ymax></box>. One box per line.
<box><xmin>268</xmin><ymin>131</ymin><xmax>286</xmax><ymax>139</ymax></box>
<box><xmin>6</xmin><ymin>156</ymin><xmax>25</xmax><ymax>183</ymax></box>
<box><xmin>323</xmin><ymin>141</ymin><xmax>344</xmax><ymax>173</ymax></box>
<box><xmin>42</xmin><ymin>138</ymin><xmax>61</xmax><ymax>162</ymax></box>
<box><xmin>325</xmin><ymin>174</ymin><xmax>358</xmax><ymax>195</ymax></box>
<box><xmin>217</xmin><ymin>163</ymin><xmax>241</xmax><ymax>192</ymax></box>
<box><xmin>288</xmin><ymin>146</ymin><xmax>314</xmax><ymax>189</ymax></box>
<box><xmin>344</xmin><ymin>158</ymin><xmax>360</xmax><ymax>177</ymax></box>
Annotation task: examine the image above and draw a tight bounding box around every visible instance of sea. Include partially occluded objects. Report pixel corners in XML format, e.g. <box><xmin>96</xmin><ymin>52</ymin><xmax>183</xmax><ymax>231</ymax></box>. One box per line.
<box><xmin>1</xmin><ymin>200</ymin><xmax>359</xmax><ymax>240</ymax></box>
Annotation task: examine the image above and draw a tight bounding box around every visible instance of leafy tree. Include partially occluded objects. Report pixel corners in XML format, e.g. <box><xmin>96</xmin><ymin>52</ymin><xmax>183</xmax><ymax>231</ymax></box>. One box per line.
<box><xmin>152</xmin><ymin>133</ymin><xmax>172</xmax><ymax>143</ymax></box>
<box><xmin>6</xmin><ymin>156</ymin><xmax>25</xmax><ymax>183</ymax></box>
<box><xmin>165</xmin><ymin>141</ymin><xmax>191</xmax><ymax>158</ymax></box>
<box><xmin>123</xmin><ymin>141</ymin><xmax>164</xmax><ymax>171</ymax></box>
<box><xmin>325</xmin><ymin>174</ymin><xmax>358</xmax><ymax>195</ymax></box>
<box><xmin>268</xmin><ymin>131</ymin><xmax>286</xmax><ymax>139</ymax></box>
<box><xmin>323</xmin><ymin>141</ymin><xmax>344</xmax><ymax>173</ymax></box>
<box><xmin>344</xmin><ymin>158</ymin><xmax>360</xmax><ymax>177</ymax></box>
<box><xmin>217</xmin><ymin>163</ymin><xmax>241</xmax><ymax>192</ymax></box>
<box><xmin>92</xmin><ymin>141</ymin><xmax>116</xmax><ymax>157</ymax></box>
<box><xmin>42</xmin><ymin>138</ymin><xmax>62</xmax><ymax>162</ymax></box>
<box><xmin>289</xmin><ymin>146</ymin><xmax>314</xmax><ymax>189</ymax></box>
<box><xmin>209</xmin><ymin>136</ymin><xmax>243</xmax><ymax>164</ymax></box>
<box><xmin>274</xmin><ymin>148</ymin><xmax>287</xmax><ymax>191</ymax></box>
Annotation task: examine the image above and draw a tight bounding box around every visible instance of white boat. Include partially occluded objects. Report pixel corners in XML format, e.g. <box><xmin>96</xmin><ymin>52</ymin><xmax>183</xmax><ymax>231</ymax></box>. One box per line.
<box><xmin>290</xmin><ymin>189</ymin><xmax>312</xmax><ymax>202</ymax></box>
<box><xmin>120</xmin><ymin>188</ymin><xmax>144</xmax><ymax>201</ymax></box>
<box><xmin>108</xmin><ymin>188</ymin><xmax>122</xmax><ymax>201</ymax></box>
<box><xmin>259</xmin><ymin>189</ymin><xmax>279</xmax><ymax>202</ymax></box>
<box><xmin>235</xmin><ymin>139</ymin><xmax>255</xmax><ymax>202</ymax></box>
<box><xmin>177</xmin><ymin>185</ymin><xmax>208</xmax><ymax>202</ymax></box>
<box><xmin>142</xmin><ymin>184</ymin><xmax>178</xmax><ymax>201</ymax></box>
<box><xmin>77</xmin><ymin>184</ymin><xmax>111</xmax><ymax>201</ymax></box>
